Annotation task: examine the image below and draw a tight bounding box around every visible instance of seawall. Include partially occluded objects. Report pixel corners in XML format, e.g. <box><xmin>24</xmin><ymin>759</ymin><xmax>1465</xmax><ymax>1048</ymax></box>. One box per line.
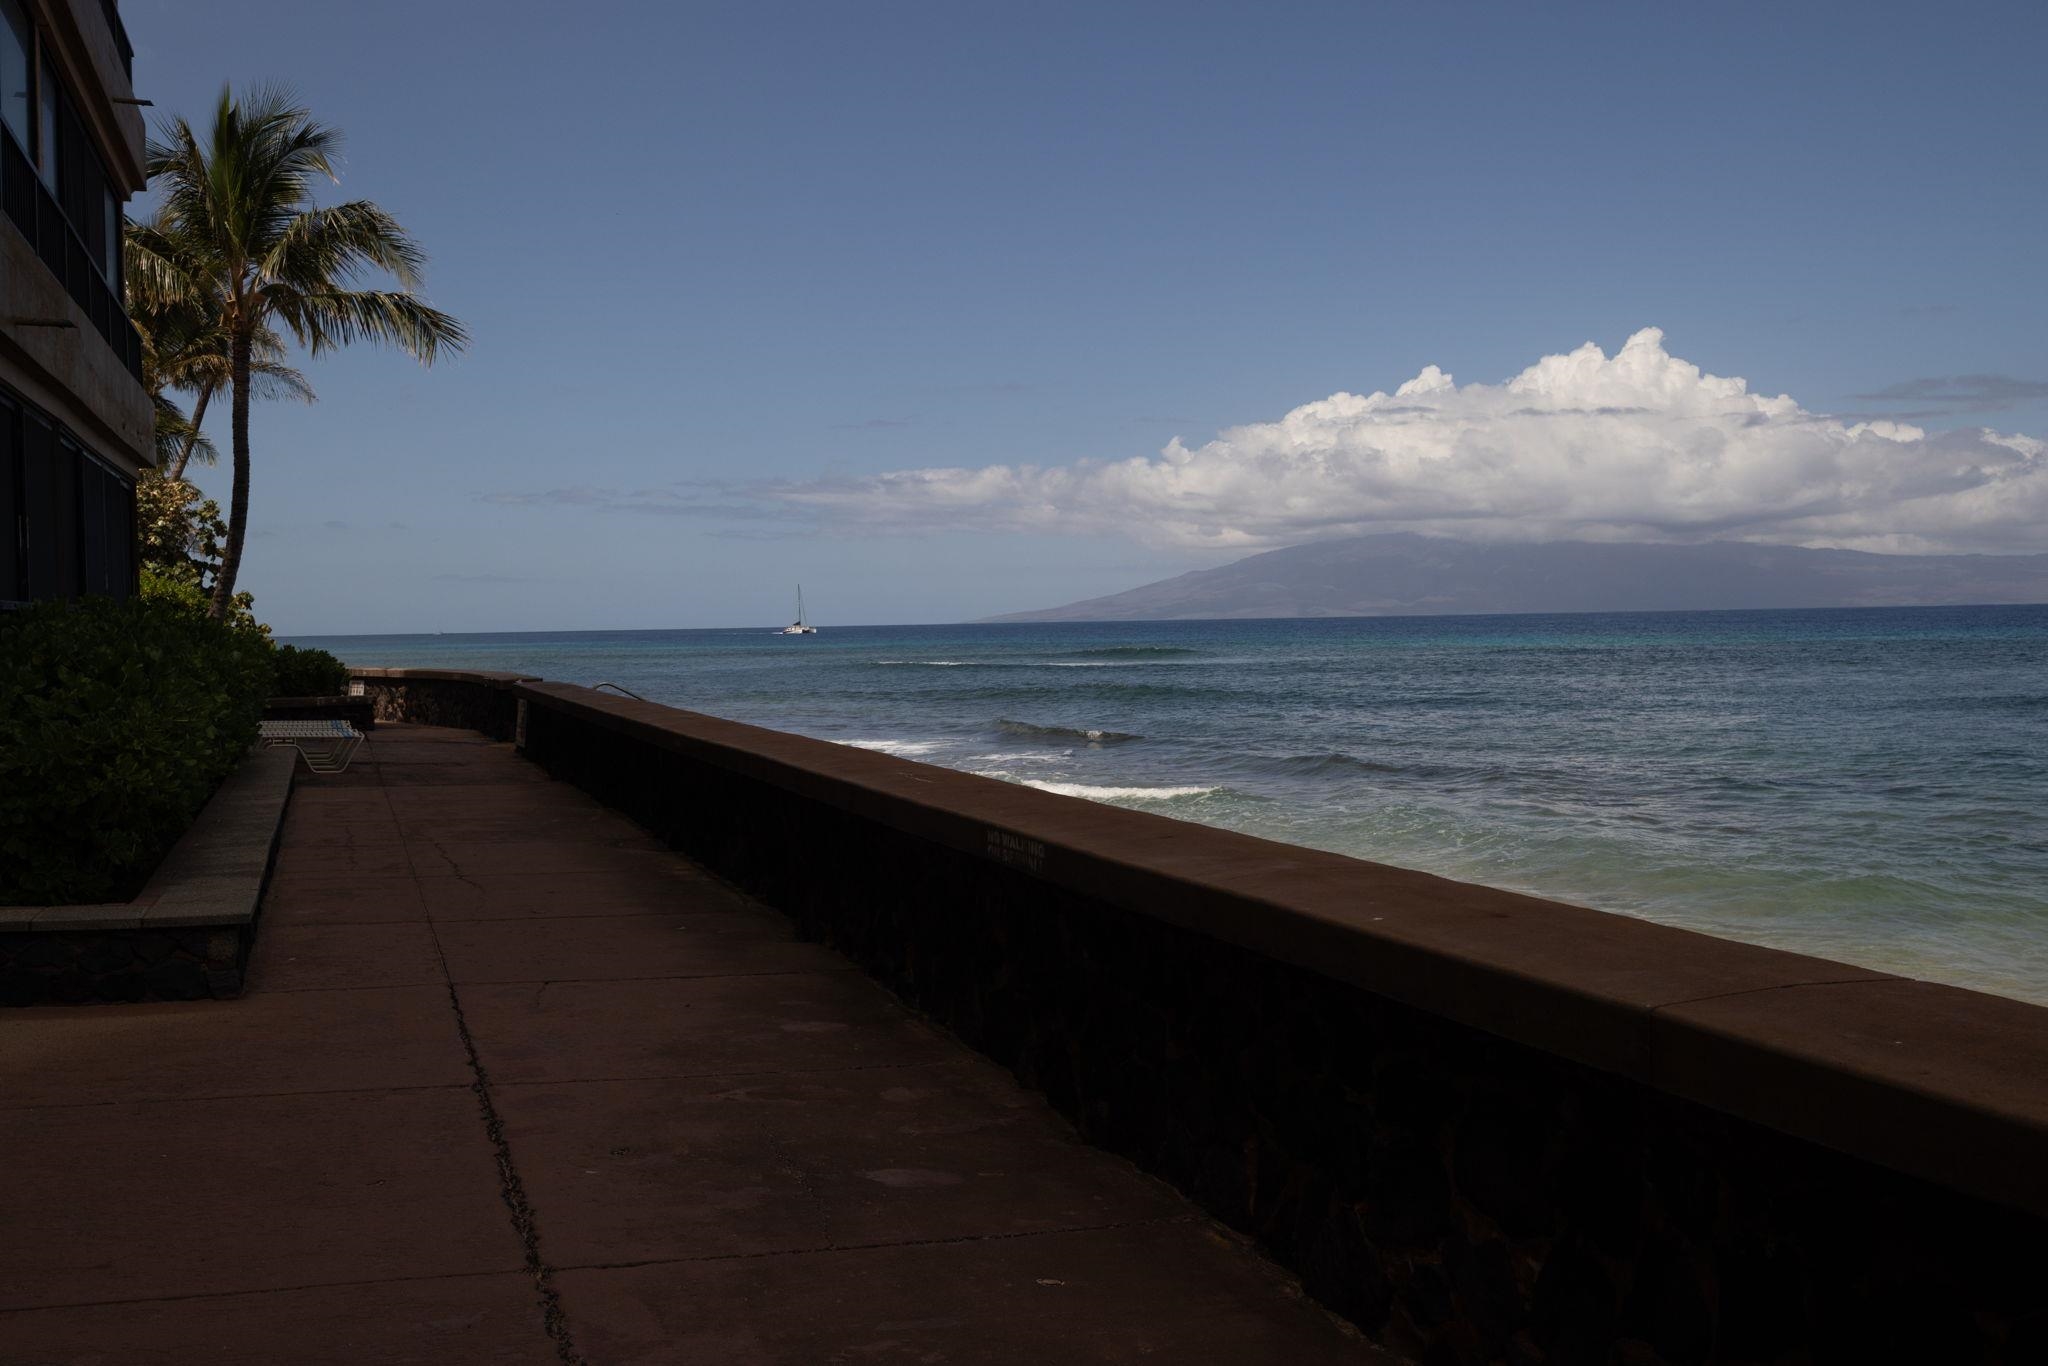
<box><xmin>350</xmin><ymin>666</ymin><xmax>2048</xmax><ymax>1364</ymax></box>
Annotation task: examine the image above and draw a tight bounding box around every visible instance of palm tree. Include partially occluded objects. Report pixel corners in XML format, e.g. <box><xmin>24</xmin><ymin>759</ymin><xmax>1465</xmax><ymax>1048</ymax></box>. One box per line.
<box><xmin>128</xmin><ymin>268</ymin><xmax>314</xmax><ymax>479</ymax></box>
<box><xmin>126</xmin><ymin>84</ymin><xmax>466</xmax><ymax>617</ymax></box>
<box><xmin>129</xmin><ymin>257</ymin><xmax>316</xmax><ymax>597</ymax></box>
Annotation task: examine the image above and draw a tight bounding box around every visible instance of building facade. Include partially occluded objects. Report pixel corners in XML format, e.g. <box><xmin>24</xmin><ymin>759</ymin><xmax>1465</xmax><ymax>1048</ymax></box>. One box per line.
<box><xmin>1</xmin><ymin>0</ymin><xmax>148</xmax><ymax>606</ymax></box>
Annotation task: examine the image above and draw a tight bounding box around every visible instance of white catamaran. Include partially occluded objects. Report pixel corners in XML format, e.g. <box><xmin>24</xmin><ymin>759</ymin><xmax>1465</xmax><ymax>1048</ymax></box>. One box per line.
<box><xmin>779</xmin><ymin>585</ymin><xmax>818</xmax><ymax>635</ymax></box>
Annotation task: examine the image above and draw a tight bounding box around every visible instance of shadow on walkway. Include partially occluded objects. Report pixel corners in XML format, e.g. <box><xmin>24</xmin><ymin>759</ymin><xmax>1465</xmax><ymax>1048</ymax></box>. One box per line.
<box><xmin>0</xmin><ymin>725</ymin><xmax>1387</xmax><ymax>1363</ymax></box>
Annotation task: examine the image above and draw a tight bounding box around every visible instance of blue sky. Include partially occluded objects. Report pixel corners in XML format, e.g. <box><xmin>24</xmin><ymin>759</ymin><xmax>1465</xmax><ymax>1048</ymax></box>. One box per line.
<box><xmin>128</xmin><ymin>0</ymin><xmax>2048</xmax><ymax>633</ymax></box>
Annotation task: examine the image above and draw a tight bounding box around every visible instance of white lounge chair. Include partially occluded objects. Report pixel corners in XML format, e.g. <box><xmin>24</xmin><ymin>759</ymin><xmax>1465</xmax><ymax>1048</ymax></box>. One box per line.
<box><xmin>258</xmin><ymin>719</ymin><xmax>364</xmax><ymax>774</ymax></box>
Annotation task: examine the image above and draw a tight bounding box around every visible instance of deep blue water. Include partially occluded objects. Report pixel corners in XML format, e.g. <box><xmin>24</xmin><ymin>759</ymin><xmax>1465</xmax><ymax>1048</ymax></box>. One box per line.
<box><xmin>289</xmin><ymin>606</ymin><xmax>2048</xmax><ymax>1004</ymax></box>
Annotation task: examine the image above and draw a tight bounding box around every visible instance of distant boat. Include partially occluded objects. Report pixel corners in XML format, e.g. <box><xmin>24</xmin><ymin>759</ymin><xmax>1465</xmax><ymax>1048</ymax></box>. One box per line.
<box><xmin>779</xmin><ymin>585</ymin><xmax>819</xmax><ymax>635</ymax></box>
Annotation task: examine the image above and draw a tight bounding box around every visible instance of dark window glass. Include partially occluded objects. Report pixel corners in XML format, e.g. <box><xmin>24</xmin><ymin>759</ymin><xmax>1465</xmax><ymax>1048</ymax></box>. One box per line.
<box><xmin>50</xmin><ymin>437</ymin><xmax>80</xmax><ymax>598</ymax></box>
<box><xmin>106</xmin><ymin>471</ymin><xmax>132</xmax><ymax>599</ymax></box>
<box><xmin>102</xmin><ymin>183</ymin><xmax>117</xmax><ymax>282</ymax></box>
<box><xmin>0</xmin><ymin>396</ymin><xmax>19</xmax><ymax>601</ymax></box>
<box><xmin>50</xmin><ymin>84</ymin><xmax>106</xmax><ymax>282</ymax></box>
<box><xmin>19</xmin><ymin>409</ymin><xmax>54</xmax><ymax>596</ymax></box>
<box><xmin>0</xmin><ymin>116</ymin><xmax>29</xmax><ymax>230</ymax></box>
<box><xmin>35</xmin><ymin>44</ymin><xmax>53</xmax><ymax>191</ymax></box>
<box><xmin>58</xmin><ymin>90</ymin><xmax>92</xmax><ymax>249</ymax></box>
<box><xmin>18</xmin><ymin>419</ymin><xmax>83</xmax><ymax>601</ymax></box>
<box><xmin>0</xmin><ymin>0</ymin><xmax>27</xmax><ymax>153</ymax></box>
<box><xmin>80</xmin><ymin>456</ymin><xmax>108</xmax><ymax>595</ymax></box>
<box><xmin>37</xmin><ymin>72</ymin><xmax>119</xmax><ymax>291</ymax></box>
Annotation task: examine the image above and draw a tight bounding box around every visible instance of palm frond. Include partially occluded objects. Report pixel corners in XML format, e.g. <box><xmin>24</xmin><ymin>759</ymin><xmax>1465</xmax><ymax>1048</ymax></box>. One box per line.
<box><xmin>151</xmin><ymin>391</ymin><xmax>216</xmax><ymax>468</ymax></box>
<box><xmin>123</xmin><ymin>216</ymin><xmax>215</xmax><ymax>317</ymax></box>
<box><xmin>264</xmin><ymin>200</ymin><xmax>428</xmax><ymax>291</ymax></box>
<box><xmin>266</xmin><ymin>286</ymin><xmax>469</xmax><ymax>364</ymax></box>
<box><xmin>249</xmin><ymin>360</ymin><xmax>317</xmax><ymax>404</ymax></box>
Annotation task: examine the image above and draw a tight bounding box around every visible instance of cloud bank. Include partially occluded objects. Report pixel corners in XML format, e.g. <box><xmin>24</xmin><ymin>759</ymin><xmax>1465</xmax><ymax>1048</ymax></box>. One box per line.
<box><xmin>493</xmin><ymin>329</ymin><xmax>2048</xmax><ymax>554</ymax></box>
<box><xmin>1853</xmin><ymin>373</ymin><xmax>2048</xmax><ymax>413</ymax></box>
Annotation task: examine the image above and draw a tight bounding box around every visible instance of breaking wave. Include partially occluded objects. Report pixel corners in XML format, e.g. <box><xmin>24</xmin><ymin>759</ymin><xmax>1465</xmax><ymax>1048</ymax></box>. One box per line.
<box><xmin>994</xmin><ymin>718</ymin><xmax>1143</xmax><ymax>745</ymax></box>
<box><xmin>1254</xmin><ymin>752</ymin><xmax>1408</xmax><ymax>777</ymax></box>
<box><xmin>841</xmin><ymin>738</ymin><xmax>948</xmax><ymax>757</ymax></box>
<box><xmin>1022</xmin><ymin>780</ymin><xmax>1219</xmax><ymax>801</ymax></box>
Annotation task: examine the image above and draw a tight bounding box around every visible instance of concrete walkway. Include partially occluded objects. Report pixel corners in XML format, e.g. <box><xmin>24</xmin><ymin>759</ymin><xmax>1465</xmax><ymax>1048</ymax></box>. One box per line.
<box><xmin>1</xmin><ymin>726</ymin><xmax>1387</xmax><ymax>1364</ymax></box>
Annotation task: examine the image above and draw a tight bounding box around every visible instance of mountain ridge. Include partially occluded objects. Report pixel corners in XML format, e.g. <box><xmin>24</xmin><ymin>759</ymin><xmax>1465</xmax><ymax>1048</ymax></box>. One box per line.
<box><xmin>985</xmin><ymin>534</ymin><xmax>2048</xmax><ymax>622</ymax></box>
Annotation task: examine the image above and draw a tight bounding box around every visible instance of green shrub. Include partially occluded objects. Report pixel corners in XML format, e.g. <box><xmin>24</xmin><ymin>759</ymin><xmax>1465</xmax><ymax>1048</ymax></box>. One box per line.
<box><xmin>136</xmin><ymin>473</ymin><xmax>226</xmax><ymax>585</ymax></box>
<box><xmin>139</xmin><ymin>566</ymin><xmax>268</xmax><ymax>639</ymax></box>
<box><xmin>0</xmin><ymin>594</ymin><xmax>274</xmax><ymax>905</ymax></box>
<box><xmin>139</xmin><ymin>570</ymin><xmax>347</xmax><ymax>696</ymax></box>
<box><xmin>270</xmin><ymin>644</ymin><xmax>350</xmax><ymax>697</ymax></box>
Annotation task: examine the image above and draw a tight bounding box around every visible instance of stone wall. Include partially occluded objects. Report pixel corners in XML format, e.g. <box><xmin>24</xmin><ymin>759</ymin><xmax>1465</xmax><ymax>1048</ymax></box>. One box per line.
<box><xmin>0</xmin><ymin>924</ymin><xmax>249</xmax><ymax>1005</ymax></box>
<box><xmin>366</xmin><ymin>671</ymin><xmax>2048</xmax><ymax>1364</ymax></box>
<box><xmin>348</xmin><ymin>668</ymin><xmax>531</xmax><ymax>740</ymax></box>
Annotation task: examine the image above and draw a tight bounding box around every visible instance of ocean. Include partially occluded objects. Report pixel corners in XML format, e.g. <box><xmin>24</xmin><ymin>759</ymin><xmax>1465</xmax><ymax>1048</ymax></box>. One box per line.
<box><xmin>289</xmin><ymin>605</ymin><xmax>2048</xmax><ymax>1005</ymax></box>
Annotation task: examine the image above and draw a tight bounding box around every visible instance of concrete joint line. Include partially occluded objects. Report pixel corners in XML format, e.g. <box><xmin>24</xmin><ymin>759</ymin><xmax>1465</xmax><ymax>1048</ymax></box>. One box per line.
<box><xmin>383</xmin><ymin>744</ymin><xmax>592</xmax><ymax>1360</ymax></box>
<box><xmin>440</xmin><ymin>971</ymin><xmax>586</xmax><ymax>1366</ymax></box>
<box><xmin>404</xmin><ymin>734</ymin><xmax>585</xmax><ymax>1366</ymax></box>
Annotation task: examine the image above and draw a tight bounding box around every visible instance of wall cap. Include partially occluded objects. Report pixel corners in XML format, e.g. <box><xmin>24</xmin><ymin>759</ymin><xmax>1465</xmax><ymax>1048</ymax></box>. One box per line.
<box><xmin>386</xmin><ymin>669</ymin><xmax>2048</xmax><ymax>1216</ymax></box>
<box><xmin>2</xmin><ymin>744</ymin><xmax>295</xmax><ymax>932</ymax></box>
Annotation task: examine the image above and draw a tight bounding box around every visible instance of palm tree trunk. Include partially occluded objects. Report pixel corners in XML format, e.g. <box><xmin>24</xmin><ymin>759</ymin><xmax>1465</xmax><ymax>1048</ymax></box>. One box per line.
<box><xmin>168</xmin><ymin>385</ymin><xmax>212</xmax><ymax>481</ymax></box>
<box><xmin>208</xmin><ymin>332</ymin><xmax>253</xmax><ymax>619</ymax></box>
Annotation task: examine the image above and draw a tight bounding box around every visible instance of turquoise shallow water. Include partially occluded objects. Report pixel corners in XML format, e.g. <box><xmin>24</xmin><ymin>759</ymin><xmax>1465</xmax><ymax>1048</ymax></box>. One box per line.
<box><xmin>290</xmin><ymin>605</ymin><xmax>2048</xmax><ymax>1004</ymax></box>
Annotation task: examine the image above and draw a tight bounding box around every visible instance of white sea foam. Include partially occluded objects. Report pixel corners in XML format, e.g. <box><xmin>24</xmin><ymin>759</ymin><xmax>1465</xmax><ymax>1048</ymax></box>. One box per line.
<box><xmin>875</xmin><ymin>659</ymin><xmax>970</xmax><ymax>666</ymax></box>
<box><xmin>841</xmin><ymin>739</ymin><xmax>948</xmax><ymax>757</ymax></box>
<box><xmin>1022</xmin><ymin>780</ymin><xmax>1218</xmax><ymax>801</ymax></box>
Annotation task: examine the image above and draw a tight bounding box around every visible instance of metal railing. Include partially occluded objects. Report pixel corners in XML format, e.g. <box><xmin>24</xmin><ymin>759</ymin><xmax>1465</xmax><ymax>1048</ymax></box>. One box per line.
<box><xmin>99</xmin><ymin>0</ymin><xmax>133</xmax><ymax>80</ymax></box>
<box><xmin>1</xmin><ymin>127</ymin><xmax>143</xmax><ymax>383</ymax></box>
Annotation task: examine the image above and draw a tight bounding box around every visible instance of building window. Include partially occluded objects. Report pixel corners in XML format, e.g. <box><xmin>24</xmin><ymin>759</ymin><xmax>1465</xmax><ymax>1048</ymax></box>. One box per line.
<box><xmin>0</xmin><ymin>385</ymin><xmax>135</xmax><ymax>605</ymax></box>
<box><xmin>102</xmin><ymin>183</ymin><xmax>117</xmax><ymax>281</ymax></box>
<box><xmin>0</xmin><ymin>391</ymin><xmax>19</xmax><ymax>603</ymax></box>
<box><xmin>80</xmin><ymin>451</ymin><xmax>129</xmax><ymax>596</ymax></box>
<box><xmin>36</xmin><ymin>43</ymin><xmax>55</xmax><ymax>191</ymax></box>
<box><xmin>18</xmin><ymin>407</ymin><xmax>58</xmax><ymax>598</ymax></box>
<box><xmin>0</xmin><ymin>8</ymin><xmax>144</xmax><ymax>384</ymax></box>
<box><xmin>0</xmin><ymin>0</ymin><xmax>28</xmax><ymax>153</ymax></box>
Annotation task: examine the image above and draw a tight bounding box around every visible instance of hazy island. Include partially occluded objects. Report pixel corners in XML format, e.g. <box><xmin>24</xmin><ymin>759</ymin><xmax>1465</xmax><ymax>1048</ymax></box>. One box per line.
<box><xmin>989</xmin><ymin>534</ymin><xmax>2048</xmax><ymax>621</ymax></box>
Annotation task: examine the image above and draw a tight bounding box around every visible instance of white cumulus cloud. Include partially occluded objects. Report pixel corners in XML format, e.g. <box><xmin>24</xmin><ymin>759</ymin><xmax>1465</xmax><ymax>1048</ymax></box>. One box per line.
<box><xmin>742</xmin><ymin>328</ymin><xmax>2048</xmax><ymax>554</ymax></box>
<box><xmin>483</xmin><ymin>330</ymin><xmax>2048</xmax><ymax>554</ymax></box>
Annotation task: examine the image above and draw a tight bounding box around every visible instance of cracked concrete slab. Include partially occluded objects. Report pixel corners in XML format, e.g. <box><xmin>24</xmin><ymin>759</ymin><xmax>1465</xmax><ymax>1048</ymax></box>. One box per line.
<box><xmin>434</xmin><ymin>909</ymin><xmax>842</xmax><ymax>984</ymax></box>
<box><xmin>489</xmin><ymin>1063</ymin><xmax>1191</xmax><ymax>1266</ymax></box>
<box><xmin>3</xmin><ymin>725</ymin><xmax>1387</xmax><ymax>1364</ymax></box>
<box><xmin>554</xmin><ymin>1222</ymin><xmax>1375</xmax><ymax>1365</ymax></box>
<box><xmin>0</xmin><ymin>1088</ymin><xmax>522</xmax><ymax>1308</ymax></box>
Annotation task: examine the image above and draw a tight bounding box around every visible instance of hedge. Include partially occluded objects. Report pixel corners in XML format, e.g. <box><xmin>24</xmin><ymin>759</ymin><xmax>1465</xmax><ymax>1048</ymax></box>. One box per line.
<box><xmin>271</xmin><ymin>643</ymin><xmax>350</xmax><ymax>697</ymax></box>
<box><xmin>0</xmin><ymin>595</ymin><xmax>274</xmax><ymax>905</ymax></box>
